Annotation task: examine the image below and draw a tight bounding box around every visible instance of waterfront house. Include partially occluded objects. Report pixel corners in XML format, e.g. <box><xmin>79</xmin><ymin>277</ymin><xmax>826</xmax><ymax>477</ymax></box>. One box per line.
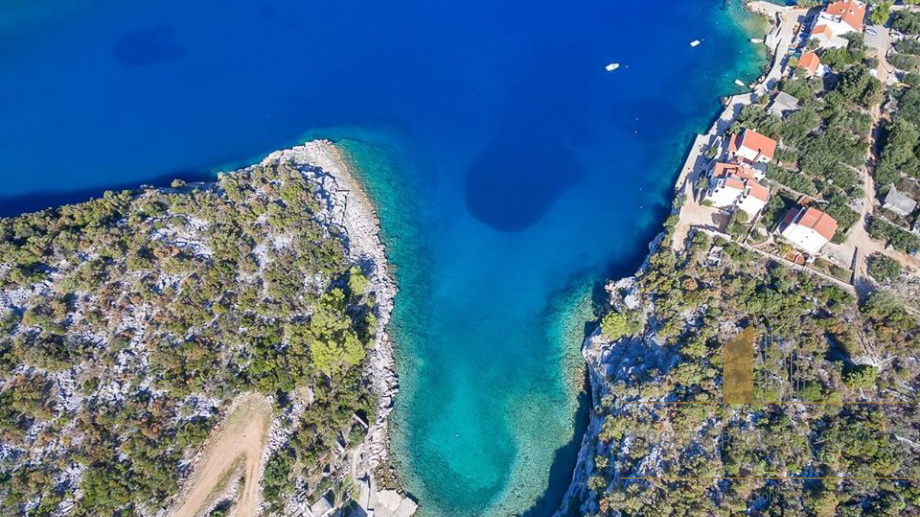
<box><xmin>798</xmin><ymin>52</ymin><xmax>823</xmax><ymax>76</ymax></box>
<box><xmin>705</xmin><ymin>176</ymin><xmax>747</xmax><ymax>209</ymax></box>
<box><xmin>768</xmin><ymin>92</ymin><xmax>801</xmax><ymax>118</ymax></box>
<box><xmin>704</xmin><ymin>166</ymin><xmax>769</xmax><ymax>216</ymax></box>
<box><xmin>882</xmin><ymin>187</ymin><xmax>917</xmax><ymax>218</ymax></box>
<box><xmin>810</xmin><ymin>0</ymin><xmax>865</xmax><ymax>49</ymax></box>
<box><xmin>779</xmin><ymin>207</ymin><xmax>838</xmax><ymax>255</ymax></box>
<box><xmin>736</xmin><ymin>181</ymin><xmax>769</xmax><ymax>217</ymax></box>
<box><xmin>710</xmin><ymin>161</ymin><xmax>760</xmax><ymax>181</ymax></box>
<box><xmin>728</xmin><ymin>129</ymin><xmax>777</xmax><ymax>164</ymax></box>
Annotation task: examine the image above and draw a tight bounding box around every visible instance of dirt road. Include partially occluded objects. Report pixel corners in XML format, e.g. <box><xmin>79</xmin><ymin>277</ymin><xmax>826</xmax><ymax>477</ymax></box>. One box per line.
<box><xmin>171</xmin><ymin>394</ymin><xmax>273</xmax><ymax>517</ymax></box>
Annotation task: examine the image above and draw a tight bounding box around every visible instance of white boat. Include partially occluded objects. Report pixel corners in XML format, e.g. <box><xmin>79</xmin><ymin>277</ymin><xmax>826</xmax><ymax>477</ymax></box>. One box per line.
<box><xmin>605</xmin><ymin>62</ymin><xmax>620</xmax><ymax>72</ymax></box>
<box><xmin>690</xmin><ymin>39</ymin><xmax>701</xmax><ymax>47</ymax></box>
<box><xmin>750</xmin><ymin>38</ymin><xmax>763</xmax><ymax>43</ymax></box>
<box><xmin>734</xmin><ymin>79</ymin><xmax>746</xmax><ymax>87</ymax></box>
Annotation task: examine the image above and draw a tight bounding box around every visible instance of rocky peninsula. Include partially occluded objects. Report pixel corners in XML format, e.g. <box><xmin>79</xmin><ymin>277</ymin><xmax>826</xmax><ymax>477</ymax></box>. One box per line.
<box><xmin>0</xmin><ymin>140</ymin><xmax>415</xmax><ymax>517</ymax></box>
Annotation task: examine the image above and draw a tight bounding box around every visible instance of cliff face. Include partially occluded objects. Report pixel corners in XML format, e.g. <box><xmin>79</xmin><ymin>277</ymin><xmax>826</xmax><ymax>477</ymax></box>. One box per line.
<box><xmin>554</xmin><ymin>230</ymin><xmax>919</xmax><ymax>517</ymax></box>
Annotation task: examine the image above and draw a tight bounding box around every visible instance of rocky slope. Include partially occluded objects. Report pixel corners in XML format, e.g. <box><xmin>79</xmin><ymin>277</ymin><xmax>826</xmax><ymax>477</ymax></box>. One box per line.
<box><xmin>554</xmin><ymin>227</ymin><xmax>919</xmax><ymax>517</ymax></box>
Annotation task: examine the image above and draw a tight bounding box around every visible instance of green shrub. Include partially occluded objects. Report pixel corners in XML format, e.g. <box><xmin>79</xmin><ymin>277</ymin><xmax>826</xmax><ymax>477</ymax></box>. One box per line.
<box><xmin>867</xmin><ymin>217</ymin><xmax>920</xmax><ymax>253</ymax></box>
<box><xmin>843</xmin><ymin>364</ymin><xmax>878</xmax><ymax>389</ymax></box>
<box><xmin>867</xmin><ymin>253</ymin><xmax>902</xmax><ymax>281</ymax></box>
<box><xmin>895</xmin><ymin>38</ymin><xmax>920</xmax><ymax>56</ymax></box>
<box><xmin>890</xmin><ymin>53</ymin><xmax>920</xmax><ymax>72</ymax></box>
<box><xmin>892</xmin><ymin>11</ymin><xmax>920</xmax><ymax>34</ymax></box>
<box><xmin>600</xmin><ymin>311</ymin><xmax>637</xmax><ymax>341</ymax></box>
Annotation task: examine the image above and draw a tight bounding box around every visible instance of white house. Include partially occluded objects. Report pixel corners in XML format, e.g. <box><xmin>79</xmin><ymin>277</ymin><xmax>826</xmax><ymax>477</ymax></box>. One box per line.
<box><xmin>810</xmin><ymin>0</ymin><xmax>865</xmax><ymax>49</ymax></box>
<box><xmin>728</xmin><ymin>129</ymin><xmax>777</xmax><ymax>164</ymax></box>
<box><xmin>736</xmin><ymin>181</ymin><xmax>769</xmax><ymax>217</ymax></box>
<box><xmin>779</xmin><ymin>207</ymin><xmax>838</xmax><ymax>255</ymax></box>
<box><xmin>705</xmin><ymin>176</ymin><xmax>747</xmax><ymax>209</ymax></box>
<box><xmin>704</xmin><ymin>174</ymin><xmax>769</xmax><ymax>217</ymax></box>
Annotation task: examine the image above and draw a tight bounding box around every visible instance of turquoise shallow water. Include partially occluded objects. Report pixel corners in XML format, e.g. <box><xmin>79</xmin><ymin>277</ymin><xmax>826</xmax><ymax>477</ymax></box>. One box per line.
<box><xmin>0</xmin><ymin>0</ymin><xmax>766</xmax><ymax>515</ymax></box>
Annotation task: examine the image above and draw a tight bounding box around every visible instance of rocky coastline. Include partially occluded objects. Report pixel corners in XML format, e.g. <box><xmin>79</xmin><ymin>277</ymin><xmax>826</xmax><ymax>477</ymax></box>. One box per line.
<box><xmin>260</xmin><ymin>141</ymin><xmax>416</xmax><ymax>516</ymax></box>
<box><xmin>551</xmin><ymin>2</ymin><xmax>785</xmax><ymax>515</ymax></box>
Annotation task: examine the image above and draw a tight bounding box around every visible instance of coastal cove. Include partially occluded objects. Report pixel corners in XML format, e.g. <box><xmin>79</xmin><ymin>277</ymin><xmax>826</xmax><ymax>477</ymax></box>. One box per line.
<box><xmin>1</xmin><ymin>1</ymin><xmax>767</xmax><ymax>516</ymax></box>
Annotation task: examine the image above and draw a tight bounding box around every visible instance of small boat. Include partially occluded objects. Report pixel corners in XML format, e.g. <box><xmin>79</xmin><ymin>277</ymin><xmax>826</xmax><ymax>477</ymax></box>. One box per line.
<box><xmin>734</xmin><ymin>79</ymin><xmax>746</xmax><ymax>87</ymax></box>
<box><xmin>605</xmin><ymin>62</ymin><xmax>620</xmax><ymax>72</ymax></box>
<box><xmin>750</xmin><ymin>38</ymin><xmax>763</xmax><ymax>43</ymax></box>
<box><xmin>690</xmin><ymin>39</ymin><xmax>701</xmax><ymax>47</ymax></box>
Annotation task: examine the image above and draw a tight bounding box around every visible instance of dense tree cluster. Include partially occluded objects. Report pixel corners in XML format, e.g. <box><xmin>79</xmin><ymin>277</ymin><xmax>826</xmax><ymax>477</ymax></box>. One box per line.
<box><xmin>563</xmin><ymin>228</ymin><xmax>919</xmax><ymax>517</ymax></box>
<box><xmin>867</xmin><ymin>216</ymin><xmax>920</xmax><ymax>253</ymax></box>
<box><xmin>867</xmin><ymin>253</ymin><xmax>902</xmax><ymax>282</ymax></box>
<box><xmin>892</xmin><ymin>11</ymin><xmax>920</xmax><ymax>35</ymax></box>
<box><xmin>0</xmin><ymin>162</ymin><xmax>380</xmax><ymax>515</ymax></box>
<box><xmin>875</xmin><ymin>85</ymin><xmax>920</xmax><ymax>212</ymax></box>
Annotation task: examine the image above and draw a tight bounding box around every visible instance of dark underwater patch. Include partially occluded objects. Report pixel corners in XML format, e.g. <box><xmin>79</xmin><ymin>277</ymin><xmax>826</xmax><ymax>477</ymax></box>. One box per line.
<box><xmin>113</xmin><ymin>26</ymin><xmax>186</xmax><ymax>67</ymax></box>
<box><xmin>464</xmin><ymin>139</ymin><xmax>584</xmax><ymax>233</ymax></box>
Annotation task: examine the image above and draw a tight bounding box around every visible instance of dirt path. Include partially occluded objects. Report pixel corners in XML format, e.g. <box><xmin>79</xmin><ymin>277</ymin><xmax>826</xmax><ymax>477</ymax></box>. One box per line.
<box><xmin>171</xmin><ymin>394</ymin><xmax>273</xmax><ymax>517</ymax></box>
<box><xmin>846</xmin><ymin>94</ymin><xmax>920</xmax><ymax>296</ymax></box>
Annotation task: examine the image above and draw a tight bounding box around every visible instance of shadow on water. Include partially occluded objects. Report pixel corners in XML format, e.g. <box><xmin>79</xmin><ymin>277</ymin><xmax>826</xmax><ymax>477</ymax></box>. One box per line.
<box><xmin>0</xmin><ymin>170</ymin><xmax>211</xmax><ymax>218</ymax></box>
<box><xmin>516</xmin><ymin>155</ymin><xmax>677</xmax><ymax>516</ymax></box>
<box><xmin>464</xmin><ymin>138</ymin><xmax>584</xmax><ymax>232</ymax></box>
<box><xmin>515</xmin><ymin>371</ymin><xmax>591</xmax><ymax>517</ymax></box>
<box><xmin>112</xmin><ymin>26</ymin><xmax>187</xmax><ymax>67</ymax></box>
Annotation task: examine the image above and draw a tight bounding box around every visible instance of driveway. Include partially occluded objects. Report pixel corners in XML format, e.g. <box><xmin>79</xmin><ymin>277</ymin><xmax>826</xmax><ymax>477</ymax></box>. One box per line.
<box><xmin>865</xmin><ymin>22</ymin><xmax>894</xmax><ymax>82</ymax></box>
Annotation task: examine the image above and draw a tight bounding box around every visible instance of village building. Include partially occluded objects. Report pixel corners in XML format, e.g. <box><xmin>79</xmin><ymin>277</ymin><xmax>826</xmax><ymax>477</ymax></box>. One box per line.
<box><xmin>728</xmin><ymin>128</ymin><xmax>777</xmax><ymax>164</ymax></box>
<box><xmin>737</xmin><ymin>181</ymin><xmax>770</xmax><ymax>216</ymax></box>
<box><xmin>809</xmin><ymin>0</ymin><xmax>865</xmax><ymax>49</ymax></box>
<box><xmin>768</xmin><ymin>91</ymin><xmax>801</xmax><ymax>118</ymax></box>
<box><xmin>798</xmin><ymin>51</ymin><xmax>823</xmax><ymax>76</ymax></box>
<box><xmin>882</xmin><ymin>187</ymin><xmax>918</xmax><ymax>218</ymax></box>
<box><xmin>710</xmin><ymin>161</ymin><xmax>761</xmax><ymax>181</ymax></box>
<box><xmin>779</xmin><ymin>206</ymin><xmax>838</xmax><ymax>255</ymax></box>
<box><xmin>705</xmin><ymin>176</ymin><xmax>747</xmax><ymax>209</ymax></box>
<box><xmin>704</xmin><ymin>164</ymin><xmax>770</xmax><ymax>216</ymax></box>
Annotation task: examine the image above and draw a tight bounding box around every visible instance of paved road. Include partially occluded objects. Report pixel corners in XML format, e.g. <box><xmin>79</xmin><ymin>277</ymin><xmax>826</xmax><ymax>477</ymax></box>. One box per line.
<box><xmin>755</xmin><ymin>7</ymin><xmax>807</xmax><ymax>94</ymax></box>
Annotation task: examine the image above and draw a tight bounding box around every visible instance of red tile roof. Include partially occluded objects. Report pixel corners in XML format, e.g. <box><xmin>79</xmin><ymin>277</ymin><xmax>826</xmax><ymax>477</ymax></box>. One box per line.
<box><xmin>730</xmin><ymin>129</ymin><xmax>777</xmax><ymax>161</ymax></box>
<box><xmin>747</xmin><ymin>182</ymin><xmax>769</xmax><ymax>202</ymax></box>
<box><xmin>825</xmin><ymin>0</ymin><xmax>866</xmax><ymax>32</ymax></box>
<box><xmin>799</xmin><ymin>52</ymin><xmax>820</xmax><ymax>73</ymax></box>
<box><xmin>711</xmin><ymin>162</ymin><xmax>757</xmax><ymax>181</ymax></box>
<box><xmin>724</xmin><ymin>177</ymin><xmax>746</xmax><ymax>191</ymax></box>
<box><xmin>796</xmin><ymin>207</ymin><xmax>838</xmax><ymax>241</ymax></box>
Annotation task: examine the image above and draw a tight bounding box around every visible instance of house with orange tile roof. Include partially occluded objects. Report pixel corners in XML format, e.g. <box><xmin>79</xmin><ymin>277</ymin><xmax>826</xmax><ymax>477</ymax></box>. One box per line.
<box><xmin>705</xmin><ymin>176</ymin><xmax>747</xmax><ymax>209</ymax></box>
<box><xmin>810</xmin><ymin>0</ymin><xmax>866</xmax><ymax>49</ymax></box>
<box><xmin>798</xmin><ymin>51</ymin><xmax>823</xmax><ymax>76</ymax></box>
<box><xmin>703</xmin><ymin>163</ymin><xmax>770</xmax><ymax>216</ymax></box>
<box><xmin>737</xmin><ymin>181</ymin><xmax>770</xmax><ymax>217</ymax></box>
<box><xmin>728</xmin><ymin>129</ymin><xmax>777</xmax><ymax>164</ymax></box>
<box><xmin>710</xmin><ymin>161</ymin><xmax>760</xmax><ymax>181</ymax></box>
<box><xmin>779</xmin><ymin>207</ymin><xmax>839</xmax><ymax>255</ymax></box>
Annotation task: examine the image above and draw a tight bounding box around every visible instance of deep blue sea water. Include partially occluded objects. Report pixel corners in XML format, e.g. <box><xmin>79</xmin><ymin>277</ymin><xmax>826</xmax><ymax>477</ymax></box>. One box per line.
<box><xmin>0</xmin><ymin>1</ymin><xmax>766</xmax><ymax>515</ymax></box>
